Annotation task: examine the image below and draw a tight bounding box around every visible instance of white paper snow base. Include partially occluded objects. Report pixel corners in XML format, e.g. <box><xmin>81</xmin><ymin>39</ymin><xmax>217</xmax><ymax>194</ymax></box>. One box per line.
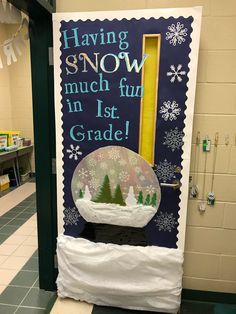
<box><xmin>57</xmin><ymin>235</ymin><xmax>183</xmax><ymax>313</ymax></box>
<box><xmin>76</xmin><ymin>199</ymin><xmax>157</xmax><ymax>227</ymax></box>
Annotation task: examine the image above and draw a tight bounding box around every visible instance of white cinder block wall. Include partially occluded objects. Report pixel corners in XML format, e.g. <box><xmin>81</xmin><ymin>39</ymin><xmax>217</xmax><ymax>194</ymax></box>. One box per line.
<box><xmin>56</xmin><ymin>0</ymin><xmax>236</xmax><ymax>293</ymax></box>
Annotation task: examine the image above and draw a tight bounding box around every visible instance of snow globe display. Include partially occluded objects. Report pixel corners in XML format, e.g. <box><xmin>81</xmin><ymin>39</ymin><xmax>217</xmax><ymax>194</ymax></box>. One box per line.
<box><xmin>71</xmin><ymin>146</ymin><xmax>161</xmax><ymax>243</ymax></box>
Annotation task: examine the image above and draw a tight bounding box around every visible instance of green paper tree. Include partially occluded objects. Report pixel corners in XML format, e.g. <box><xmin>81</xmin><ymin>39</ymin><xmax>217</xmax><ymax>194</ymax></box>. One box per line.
<box><xmin>144</xmin><ymin>193</ymin><xmax>151</xmax><ymax>205</ymax></box>
<box><xmin>92</xmin><ymin>174</ymin><xmax>113</xmax><ymax>204</ymax></box>
<box><xmin>79</xmin><ymin>189</ymin><xmax>83</xmax><ymax>199</ymax></box>
<box><xmin>137</xmin><ymin>191</ymin><xmax>143</xmax><ymax>204</ymax></box>
<box><xmin>151</xmin><ymin>192</ymin><xmax>157</xmax><ymax>207</ymax></box>
<box><xmin>112</xmin><ymin>184</ymin><xmax>126</xmax><ymax>206</ymax></box>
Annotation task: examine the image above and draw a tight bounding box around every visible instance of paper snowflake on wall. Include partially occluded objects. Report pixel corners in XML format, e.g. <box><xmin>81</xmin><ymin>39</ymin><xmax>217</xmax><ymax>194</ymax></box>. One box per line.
<box><xmin>154</xmin><ymin>159</ymin><xmax>176</xmax><ymax>183</ymax></box>
<box><xmin>166</xmin><ymin>64</ymin><xmax>186</xmax><ymax>83</ymax></box>
<box><xmin>154</xmin><ymin>211</ymin><xmax>178</xmax><ymax>232</ymax></box>
<box><xmin>163</xmin><ymin>127</ymin><xmax>184</xmax><ymax>152</ymax></box>
<box><xmin>166</xmin><ymin>22</ymin><xmax>188</xmax><ymax>46</ymax></box>
<box><xmin>160</xmin><ymin>101</ymin><xmax>181</xmax><ymax>121</ymax></box>
<box><xmin>66</xmin><ymin>144</ymin><xmax>82</xmax><ymax>160</ymax></box>
<box><xmin>63</xmin><ymin>207</ymin><xmax>80</xmax><ymax>226</ymax></box>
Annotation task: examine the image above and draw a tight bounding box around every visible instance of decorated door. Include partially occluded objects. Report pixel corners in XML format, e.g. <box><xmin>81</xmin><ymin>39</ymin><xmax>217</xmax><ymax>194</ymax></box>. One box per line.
<box><xmin>53</xmin><ymin>7</ymin><xmax>202</xmax><ymax>313</ymax></box>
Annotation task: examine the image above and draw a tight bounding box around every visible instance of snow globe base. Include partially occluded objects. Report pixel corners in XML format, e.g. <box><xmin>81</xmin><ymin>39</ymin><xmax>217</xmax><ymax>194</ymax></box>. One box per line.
<box><xmin>80</xmin><ymin>222</ymin><xmax>148</xmax><ymax>246</ymax></box>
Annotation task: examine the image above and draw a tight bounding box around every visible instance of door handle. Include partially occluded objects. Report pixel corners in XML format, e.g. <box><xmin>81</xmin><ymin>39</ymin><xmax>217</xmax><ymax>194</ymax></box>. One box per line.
<box><xmin>160</xmin><ymin>180</ymin><xmax>181</xmax><ymax>190</ymax></box>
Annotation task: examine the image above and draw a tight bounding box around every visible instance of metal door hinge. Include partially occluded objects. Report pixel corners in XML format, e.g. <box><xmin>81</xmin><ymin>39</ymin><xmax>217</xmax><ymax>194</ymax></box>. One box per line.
<box><xmin>48</xmin><ymin>47</ymin><xmax>53</xmax><ymax>66</ymax></box>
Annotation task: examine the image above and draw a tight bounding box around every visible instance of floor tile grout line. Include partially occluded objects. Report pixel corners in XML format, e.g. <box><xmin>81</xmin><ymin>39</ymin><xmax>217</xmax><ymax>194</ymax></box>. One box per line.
<box><xmin>0</xmin><ymin>214</ymin><xmax>38</xmax><ymax>251</ymax></box>
<box><xmin>0</xmin><ymin>303</ymin><xmax>46</xmax><ymax>310</ymax></box>
<box><xmin>13</xmin><ymin>275</ymin><xmax>41</xmax><ymax>313</ymax></box>
<box><xmin>0</xmin><ymin>196</ymin><xmax>36</xmax><ymax>233</ymax></box>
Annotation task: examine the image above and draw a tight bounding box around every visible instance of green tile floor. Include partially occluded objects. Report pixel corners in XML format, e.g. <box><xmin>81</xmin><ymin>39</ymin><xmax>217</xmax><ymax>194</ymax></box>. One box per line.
<box><xmin>0</xmin><ymin>194</ymin><xmax>37</xmax><ymax>245</ymax></box>
<box><xmin>0</xmin><ymin>191</ymin><xmax>56</xmax><ymax>314</ymax></box>
<box><xmin>0</xmin><ymin>251</ymin><xmax>56</xmax><ymax>313</ymax></box>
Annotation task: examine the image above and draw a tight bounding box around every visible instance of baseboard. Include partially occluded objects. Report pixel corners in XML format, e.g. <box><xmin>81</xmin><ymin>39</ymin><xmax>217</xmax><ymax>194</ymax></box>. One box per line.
<box><xmin>182</xmin><ymin>289</ymin><xmax>236</xmax><ymax>304</ymax></box>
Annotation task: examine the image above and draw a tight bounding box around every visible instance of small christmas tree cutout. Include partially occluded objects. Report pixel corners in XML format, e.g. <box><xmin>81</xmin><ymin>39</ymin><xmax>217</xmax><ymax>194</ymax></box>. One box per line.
<box><xmin>113</xmin><ymin>184</ymin><xmax>126</xmax><ymax>206</ymax></box>
<box><xmin>137</xmin><ymin>191</ymin><xmax>144</xmax><ymax>205</ymax></box>
<box><xmin>144</xmin><ymin>194</ymin><xmax>151</xmax><ymax>205</ymax></box>
<box><xmin>92</xmin><ymin>174</ymin><xmax>113</xmax><ymax>203</ymax></box>
<box><xmin>79</xmin><ymin>189</ymin><xmax>83</xmax><ymax>199</ymax></box>
<box><xmin>151</xmin><ymin>192</ymin><xmax>157</xmax><ymax>207</ymax></box>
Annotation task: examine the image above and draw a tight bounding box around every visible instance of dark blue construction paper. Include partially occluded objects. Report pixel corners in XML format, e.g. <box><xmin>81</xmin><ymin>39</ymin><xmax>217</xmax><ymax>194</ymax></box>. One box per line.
<box><xmin>59</xmin><ymin>16</ymin><xmax>193</xmax><ymax>248</ymax></box>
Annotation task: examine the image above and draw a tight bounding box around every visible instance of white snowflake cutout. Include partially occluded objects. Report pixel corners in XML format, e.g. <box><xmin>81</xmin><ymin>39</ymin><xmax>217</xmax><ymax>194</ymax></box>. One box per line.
<box><xmin>163</xmin><ymin>127</ymin><xmax>184</xmax><ymax>152</ymax></box>
<box><xmin>167</xmin><ymin>64</ymin><xmax>186</xmax><ymax>83</ymax></box>
<box><xmin>160</xmin><ymin>100</ymin><xmax>181</xmax><ymax>121</ymax></box>
<box><xmin>64</xmin><ymin>207</ymin><xmax>80</xmax><ymax>226</ymax></box>
<box><xmin>89</xmin><ymin>178</ymin><xmax>100</xmax><ymax>191</ymax></box>
<box><xmin>166</xmin><ymin>22</ymin><xmax>188</xmax><ymax>46</ymax></box>
<box><xmin>154</xmin><ymin>159</ymin><xmax>176</xmax><ymax>183</ymax></box>
<box><xmin>154</xmin><ymin>211</ymin><xmax>178</xmax><ymax>232</ymax></box>
<box><xmin>119</xmin><ymin>171</ymin><xmax>130</xmax><ymax>182</ymax></box>
<box><xmin>77</xmin><ymin>168</ymin><xmax>88</xmax><ymax>179</ymax></box>
<box><xmin>128</xmin><ymin>155</ymin><xmax>138</xmax><ymax>166</ymax></box>
<box><xmin>66</xmin><ymin>144</ymin><xmax>82</xmax><ymax>160</ymax></box>
<box><xmin>87</xmin><ymin>158</ymin><xmax>97</xmax><ymax>167</ymax></box>
<box><xmin>146</xmin><ymin>185</ymin><xmax>155</xmax><ymax>194</ymax></box>
<box><xmin>108</xmin><ymin>148</ymin><xmax>120</xmax><ymax>160</ymax></box>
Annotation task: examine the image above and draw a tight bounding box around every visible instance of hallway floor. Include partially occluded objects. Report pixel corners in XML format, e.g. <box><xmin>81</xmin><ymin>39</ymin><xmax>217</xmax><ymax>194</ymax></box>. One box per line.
<box><xmin>0</xmin><ymin>183</ymin><xmax>56</xmax><ymax>313</ymax></box>
<box><xmin>1</xmin><ymin>183</ymin><xmax>236</xmax><ymax>314</ymax></box>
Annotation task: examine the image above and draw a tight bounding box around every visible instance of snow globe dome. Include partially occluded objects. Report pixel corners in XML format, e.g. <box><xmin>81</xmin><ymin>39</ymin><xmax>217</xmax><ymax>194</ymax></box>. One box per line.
<box><xmin>71</xmin><ymin>146</ymin><xmax>161</xmax><ymax>228</ymax></box>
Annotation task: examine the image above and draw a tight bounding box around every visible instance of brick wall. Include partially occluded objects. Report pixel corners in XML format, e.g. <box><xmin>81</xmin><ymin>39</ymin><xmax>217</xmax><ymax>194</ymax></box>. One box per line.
<box><xmin>56</xmin><ymin>0</ymin><xmax>236</xmax><ymax>293</ymax></box>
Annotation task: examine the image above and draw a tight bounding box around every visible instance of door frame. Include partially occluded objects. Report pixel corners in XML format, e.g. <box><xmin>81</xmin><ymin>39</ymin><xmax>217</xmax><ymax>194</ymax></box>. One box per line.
<box><xmin>8</xmin><ymin>0</ymin><xmax>57</xmax><ymax>291</ymax></box>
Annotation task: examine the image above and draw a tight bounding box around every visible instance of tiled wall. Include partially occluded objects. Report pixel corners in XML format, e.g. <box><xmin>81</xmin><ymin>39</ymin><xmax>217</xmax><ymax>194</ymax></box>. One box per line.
<box><xmin>56</xmin><ymin>0</ymin><xmax>236</xmax><ymax>293</ymax></box>
<box><xmin>0</xmin><ymin>23</ymin><xmax>35</xmax><ymax>171</ymax></box>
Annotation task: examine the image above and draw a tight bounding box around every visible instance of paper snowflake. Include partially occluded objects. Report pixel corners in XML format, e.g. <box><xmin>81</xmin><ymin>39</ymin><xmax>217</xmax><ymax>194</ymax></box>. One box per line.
<box><xmin>163</xmin><ymin>127</ymin><xmax>184</xmax><ymax>152</ymax></box>
<box><xmin>160</xmin><ymin>101</ymin><xmax>181</xmax><ymax>121</ymax></box>
<box><xmin>89</xmin><ymin>178</ymin><xmax>100</xmax><ymax>191</ymax></box>
<box><xmin>166</xmin><ymin>22</ymin><xmax>188</xmax><ymax>46</ymax></box>
<box><xmin>167</xmin><ymin>64</ymin><xmax>186</xmax><ymax>83</ymax></box>
<box><xmin>140</xmin><ymin>175</ymin><xmax>146</xmax><ymax>181</ymax></box>
<box><xmin>154</xmin><ymin>211</ymin><xmax>178</xmax><ymax>232</ymax></box>
<box><xmin>146</xmin><ymin>185</ymin><xmax>155</xmax><ymax>194</ymax></box>
<box><xmin>128</xmin><ymin>155</ymin><xmax>138</xmax><ymax>165</ymax></box>
<box><xmin>108</xmin><ymin>148</ymin><xmax>120</xmax><ymax>160</ymax></box>
<box><xmin>119</xmin><ymin>171</ymin><xmax>130</xmax><ymax>182</ymax></box>
<box><xmin>154</xmin><ymin>159</ymin><xmax>176</xmax><ymax>182</ymax></box>
<box><xmin>76</xmin><ymin>181</ymin><xmax>84</xmax><ymax>189</ymax></box>
<box><xmin>64</xmin><ymin>207</ymin><xmax>80</xmax><ymax>226</ymax></box>
<box><xmin>135</xmin><ymin>167</ymin><xmax>142</xmax><ymax>174</ymax></box>
<box><xmin>97</xmin><ymin>152</ymin><xmax>104</xmax><ymax>160</ymax></box>
<box><xmin>88</xmin><ymin>158</ymin><xmax>97</xmax><ymax>167</ymax></box>
<box><xmin>66</xmin><ymin>144</ymin><xmax>82</xmax><ymax>160</ymax></box>
<box><xmin>78</xmin><ymin>168</ymin><xmax>88</xmax><ymax>179</ymax></box>
<box><xmin>89</xmin><ymin>170</ymin><xmax>96</xmax><ymax>177</ymax></box>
